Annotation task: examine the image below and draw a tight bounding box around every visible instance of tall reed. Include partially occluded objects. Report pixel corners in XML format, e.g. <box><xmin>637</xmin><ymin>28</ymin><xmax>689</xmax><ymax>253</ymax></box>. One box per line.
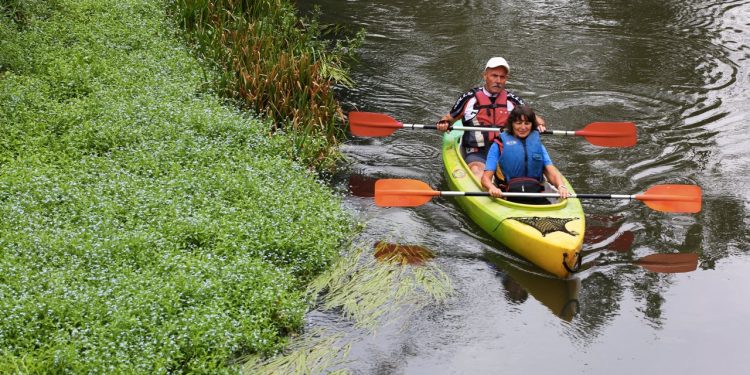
<box><xmin>168</xmin><ymin>0</ymin><xmax>362</xmax><ymax>170</ymax></box>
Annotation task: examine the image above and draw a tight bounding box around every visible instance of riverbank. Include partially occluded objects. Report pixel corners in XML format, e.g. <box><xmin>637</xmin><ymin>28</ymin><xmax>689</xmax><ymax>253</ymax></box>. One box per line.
<box><xmin>0</xmin><ymin>0</ymin><xmax>353</xmax><ymax>372</ymax></box>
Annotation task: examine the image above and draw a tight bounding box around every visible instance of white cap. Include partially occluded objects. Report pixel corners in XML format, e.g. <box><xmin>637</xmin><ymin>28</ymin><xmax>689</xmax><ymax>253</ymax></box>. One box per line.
<box><xmin>485</xmin><ymin>57</ymin><xmax>509</xmax><ymax>72</ymax></box>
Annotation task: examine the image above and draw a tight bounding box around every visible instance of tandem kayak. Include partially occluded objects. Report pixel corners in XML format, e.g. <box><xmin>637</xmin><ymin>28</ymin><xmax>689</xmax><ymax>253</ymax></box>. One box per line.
<box><xmin>442</xmin><ymin>129</ymin><xmax>585</xmax><ymax>278</ymax></box>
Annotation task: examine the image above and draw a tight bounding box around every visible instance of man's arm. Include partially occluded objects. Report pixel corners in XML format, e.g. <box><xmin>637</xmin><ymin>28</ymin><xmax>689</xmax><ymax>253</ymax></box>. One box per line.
<box><xmin>437</xmin><ymin>89</ymin><xmax>477</xmax><ymax>132</ymax></box>
<box><xmin>436</xmin><ymin>113</ymin><xmax>458</xmax><ymax>132</ymax></box>
<box><xmin>506</xmin><ymin>91</ymin><xmax>525</xmax><ymax>106</ymax></box>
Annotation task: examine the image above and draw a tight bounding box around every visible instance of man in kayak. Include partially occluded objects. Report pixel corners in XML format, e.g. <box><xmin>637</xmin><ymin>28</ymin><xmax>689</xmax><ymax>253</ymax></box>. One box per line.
<box><xmin>481</xmin><ymin>105</ymin><xmax>569</xmax><ymax>204</ymax></box>
<box><xmin>436</xmin><ymin>57</ymin><xmax>547</xmax><ymax>179</ymax></box>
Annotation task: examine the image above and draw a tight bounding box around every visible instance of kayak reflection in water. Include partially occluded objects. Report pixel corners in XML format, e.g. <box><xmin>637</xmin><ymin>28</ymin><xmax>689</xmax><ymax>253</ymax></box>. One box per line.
<box><xmin>502</xmin><ymin>275</ymin><xmax>529</xmax><ymax>304</ymax></box>
<box><xmin>481</xmin><ymin>105</ymin><xmax>570</xmax><ymax>204</ymax></box>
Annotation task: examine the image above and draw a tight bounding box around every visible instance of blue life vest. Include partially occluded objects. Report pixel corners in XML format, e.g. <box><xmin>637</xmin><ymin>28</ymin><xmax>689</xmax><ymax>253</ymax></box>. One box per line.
<box><xmin>496</xmin><ymin>131</ymin><xmax>545</xmax><ymax>183</ymax></box>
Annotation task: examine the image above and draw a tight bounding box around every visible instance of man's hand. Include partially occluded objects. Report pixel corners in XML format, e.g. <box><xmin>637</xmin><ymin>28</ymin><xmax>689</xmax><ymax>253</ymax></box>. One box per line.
<box><xmin>436</xmin><ymin>119</ymin><xmax>451</xmax><ymax>133</ymax></box>
<box><xmin>536</xmin><ymin>115</ymin><xmax>547</xmax><ymax>133</ymax></box>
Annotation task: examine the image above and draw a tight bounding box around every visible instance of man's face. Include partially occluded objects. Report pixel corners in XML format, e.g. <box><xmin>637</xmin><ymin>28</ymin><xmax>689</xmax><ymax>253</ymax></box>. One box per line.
<box><xmin>483</xmin><ymin>66</ymin><xmax>508</xmax><ymax>94</ymax></box>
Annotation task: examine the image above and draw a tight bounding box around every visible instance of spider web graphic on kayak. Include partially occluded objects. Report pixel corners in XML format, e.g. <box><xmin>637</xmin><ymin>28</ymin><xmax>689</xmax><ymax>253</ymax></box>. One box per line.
<box><xmin>506</xmin><ymin>217</ymin><xmax>580</xmax><ymax>237</ymax></box>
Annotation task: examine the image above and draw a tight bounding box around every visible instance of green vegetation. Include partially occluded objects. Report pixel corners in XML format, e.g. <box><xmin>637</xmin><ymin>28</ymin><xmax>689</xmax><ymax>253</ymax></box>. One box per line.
<box><xmin>245</xmin><ymin>330</ymin><xmax>351</xmax><ymax>375</ymax></box>
<box><xmin>245</xmin><ymin>246</ymin><xmax>453</xmax><ymax>374</ymax></box>
<box><xmin>168</xmin><ymin>0</ymin><xmax>363</xmax><ymax>170</ymax></box>
<box><xmin>306</xmin><ymin>246</ymin><xmax>451</xmax><ymax>331</ymax></box>
<box><xmin>0</xmin><ymin>0</ymin><xmax>353</xmax><ymax>372</ymax></box>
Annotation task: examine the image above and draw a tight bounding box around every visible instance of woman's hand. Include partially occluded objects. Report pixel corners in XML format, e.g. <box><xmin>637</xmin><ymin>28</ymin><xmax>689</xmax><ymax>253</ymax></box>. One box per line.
<box><xmin>488</xmin><ymin>186</ymin><xmax>504</xmax><ymax>198</ymax></box>
<box><xmin>481</xmin><ymin>170</ymin><xmax>504</xmax><ymax>198</ymax></box>
<box><xmin>557</xmin><ymin>184</ymin><xmax>570</xmax><ymax>199</ymax></box>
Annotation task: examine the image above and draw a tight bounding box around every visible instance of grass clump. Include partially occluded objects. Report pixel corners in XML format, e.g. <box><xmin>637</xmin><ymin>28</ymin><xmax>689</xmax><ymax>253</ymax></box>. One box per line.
<box><xmin>0</xmin><ymin>0</ymin><xmax>353</xmax><ymax>372</ymax></box>
<box><xmin>167</xmin><ymin>0</ymin><xmax>363</xmax><ymax>171</ymax></box>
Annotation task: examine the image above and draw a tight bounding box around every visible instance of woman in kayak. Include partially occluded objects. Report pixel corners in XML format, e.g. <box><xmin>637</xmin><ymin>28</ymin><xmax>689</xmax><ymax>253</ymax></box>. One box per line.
<box><xmin>481</xmin><ymin>105</ymin><xmax>570</xmax><ymax>204</ymax></box>
<box><xmin>435</xmin><ymin>57</ymin><xmax>547</xmax><ymax>179</ymax></box>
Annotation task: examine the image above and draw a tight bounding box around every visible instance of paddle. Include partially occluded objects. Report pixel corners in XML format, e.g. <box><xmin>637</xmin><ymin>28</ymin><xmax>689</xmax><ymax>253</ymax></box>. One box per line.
<box><xmin>348</xmin><ymin>111</ymin><xmax>637</xmax><ymax>147</ymax></box>
<box><xmin>374</xmin><ymin>179</ymin><xmax>702</xmax><ymax>213</ymax></box>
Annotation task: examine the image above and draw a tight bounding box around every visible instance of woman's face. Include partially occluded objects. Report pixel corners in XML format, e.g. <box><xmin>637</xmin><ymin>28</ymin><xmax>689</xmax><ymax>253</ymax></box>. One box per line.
<box><xmin>512</xmin><ymin>115</ymin><xmax>533</xmax><ymax>138</ymax></box>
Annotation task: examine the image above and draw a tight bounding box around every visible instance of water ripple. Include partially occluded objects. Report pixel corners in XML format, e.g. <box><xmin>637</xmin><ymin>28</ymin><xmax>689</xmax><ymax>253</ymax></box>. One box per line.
<box><xmin>304</xmin><ymin>0</ymin><xmax>750</xmax><ymax>370</ymax></box>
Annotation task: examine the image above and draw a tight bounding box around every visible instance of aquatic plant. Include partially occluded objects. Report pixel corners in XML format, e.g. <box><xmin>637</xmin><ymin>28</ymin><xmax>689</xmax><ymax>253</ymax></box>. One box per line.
<box><xmin>245</xmin><ymin>244</ymin><xmax>453</xmax><ymax>373</ymax></box>
<box><xmin>242</xmin><ymin>330</ymin><xmax>351</xmax><ymax>375</ymax></box>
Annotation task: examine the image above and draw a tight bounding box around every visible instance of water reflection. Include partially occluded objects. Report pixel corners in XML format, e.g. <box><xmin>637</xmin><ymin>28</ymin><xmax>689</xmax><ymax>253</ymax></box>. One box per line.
<box><xmin>348</xmin><ymin>173</ymin><xmax>377</xmax><ymax>197</ymax></box>
<box><xmin>483</xmin><ymin>250</ymin><xmax>581</xmax><ymax>322</ymax></box>
<box><xmin>584</xmin><ymin>217</ymin><xmax>636</xmax><ymax>253</ymax></box>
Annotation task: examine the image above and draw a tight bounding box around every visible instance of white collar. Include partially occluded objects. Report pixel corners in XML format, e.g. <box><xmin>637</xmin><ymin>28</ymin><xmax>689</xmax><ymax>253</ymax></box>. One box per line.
<box><xmin>481</xmin><ymin>87</ymin><xmax>498</xmax><ymax>97</ymax></box>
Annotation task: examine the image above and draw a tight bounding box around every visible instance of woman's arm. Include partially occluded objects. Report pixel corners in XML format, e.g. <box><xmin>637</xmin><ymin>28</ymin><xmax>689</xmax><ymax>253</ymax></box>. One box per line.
<box><xmin>481</xmin><ymin>170</ymin><xmax>504</xmax><ymax>198</ymax></box>
<box><xmin>543</xmin><ymin>165</ymin><xmax>570</xmax><ymax>199</ymax></box>
<box><xmin>482</xmin><ymin>142</ymin><xmax>504</xmax><ymax>197</ymax></box>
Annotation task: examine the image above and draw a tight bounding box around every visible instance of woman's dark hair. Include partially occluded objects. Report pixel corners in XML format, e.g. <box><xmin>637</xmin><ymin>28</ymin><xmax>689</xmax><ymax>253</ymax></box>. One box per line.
<box><xmin>504</xmin><ymin>105</ymin><xmax>538</xmax><ymax>136</ymax></box>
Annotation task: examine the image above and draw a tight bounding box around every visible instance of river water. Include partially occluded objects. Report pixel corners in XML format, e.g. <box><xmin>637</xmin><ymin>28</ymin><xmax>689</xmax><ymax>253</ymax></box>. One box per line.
<box><xmin>301</xmin><ymin>1</ymin><xmax>750</xmax><ymax>373</ymax></box>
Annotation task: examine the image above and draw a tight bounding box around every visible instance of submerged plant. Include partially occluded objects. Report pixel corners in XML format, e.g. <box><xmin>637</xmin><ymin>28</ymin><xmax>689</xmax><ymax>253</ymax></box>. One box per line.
<box><xmin>246</xmin><ymin>243</ymin><xmax>453</xmax><ymax>373</ymax></box>
<box><xmin>309</xmin><ymin>243</ymin><xmax>452</xmax><ymax>330</ymax></box>
<box><xmin>242</xmin><ymin>330</ymin><xmax>350</xmax><ymax>375</ymax></box>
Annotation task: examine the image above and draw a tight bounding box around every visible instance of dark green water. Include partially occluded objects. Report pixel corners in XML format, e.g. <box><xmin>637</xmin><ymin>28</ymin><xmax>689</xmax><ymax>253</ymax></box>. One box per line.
<box><xmin>303</xmin><ymin>1</ymin><xmax>750</xmax><ymax>373</ymax></box>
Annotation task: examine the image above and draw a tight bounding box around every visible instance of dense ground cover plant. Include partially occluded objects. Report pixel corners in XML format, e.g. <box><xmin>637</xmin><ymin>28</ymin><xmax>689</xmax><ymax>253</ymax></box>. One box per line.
<box><xmin>0</xmin><ymin>0</ymin><xmax>353</xmax><ymax>372</ymax></box>
<box><xmin>167</xmin><ymin>0</ymin><xmax>363</xmax><ymax>170</ymax></box>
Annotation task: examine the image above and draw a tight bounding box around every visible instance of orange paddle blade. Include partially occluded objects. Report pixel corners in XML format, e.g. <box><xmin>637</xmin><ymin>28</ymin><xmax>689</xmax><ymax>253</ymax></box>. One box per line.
<box><xmin>374</xmin><ymin>179</ymin><xmax>439</xmax><ymax>207</ymax></box>
<box><xmin>635</xmin><ymin>253</ymin><xmax>699</xmax><ymax>273</ymax></box>
<box><xmin>575</xmin><ymin>122</ymin><xmax>637</xmax><ymax>147</ymax></box>
<box><xmin>349</xmin><ymin>112</ymin><xmax>402</xmax><ymax>137</ymax></box>
<box><xmin>636</xmin><ymin>185</ymin><xmax>702</xmax><ymax>213</ymax></box>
